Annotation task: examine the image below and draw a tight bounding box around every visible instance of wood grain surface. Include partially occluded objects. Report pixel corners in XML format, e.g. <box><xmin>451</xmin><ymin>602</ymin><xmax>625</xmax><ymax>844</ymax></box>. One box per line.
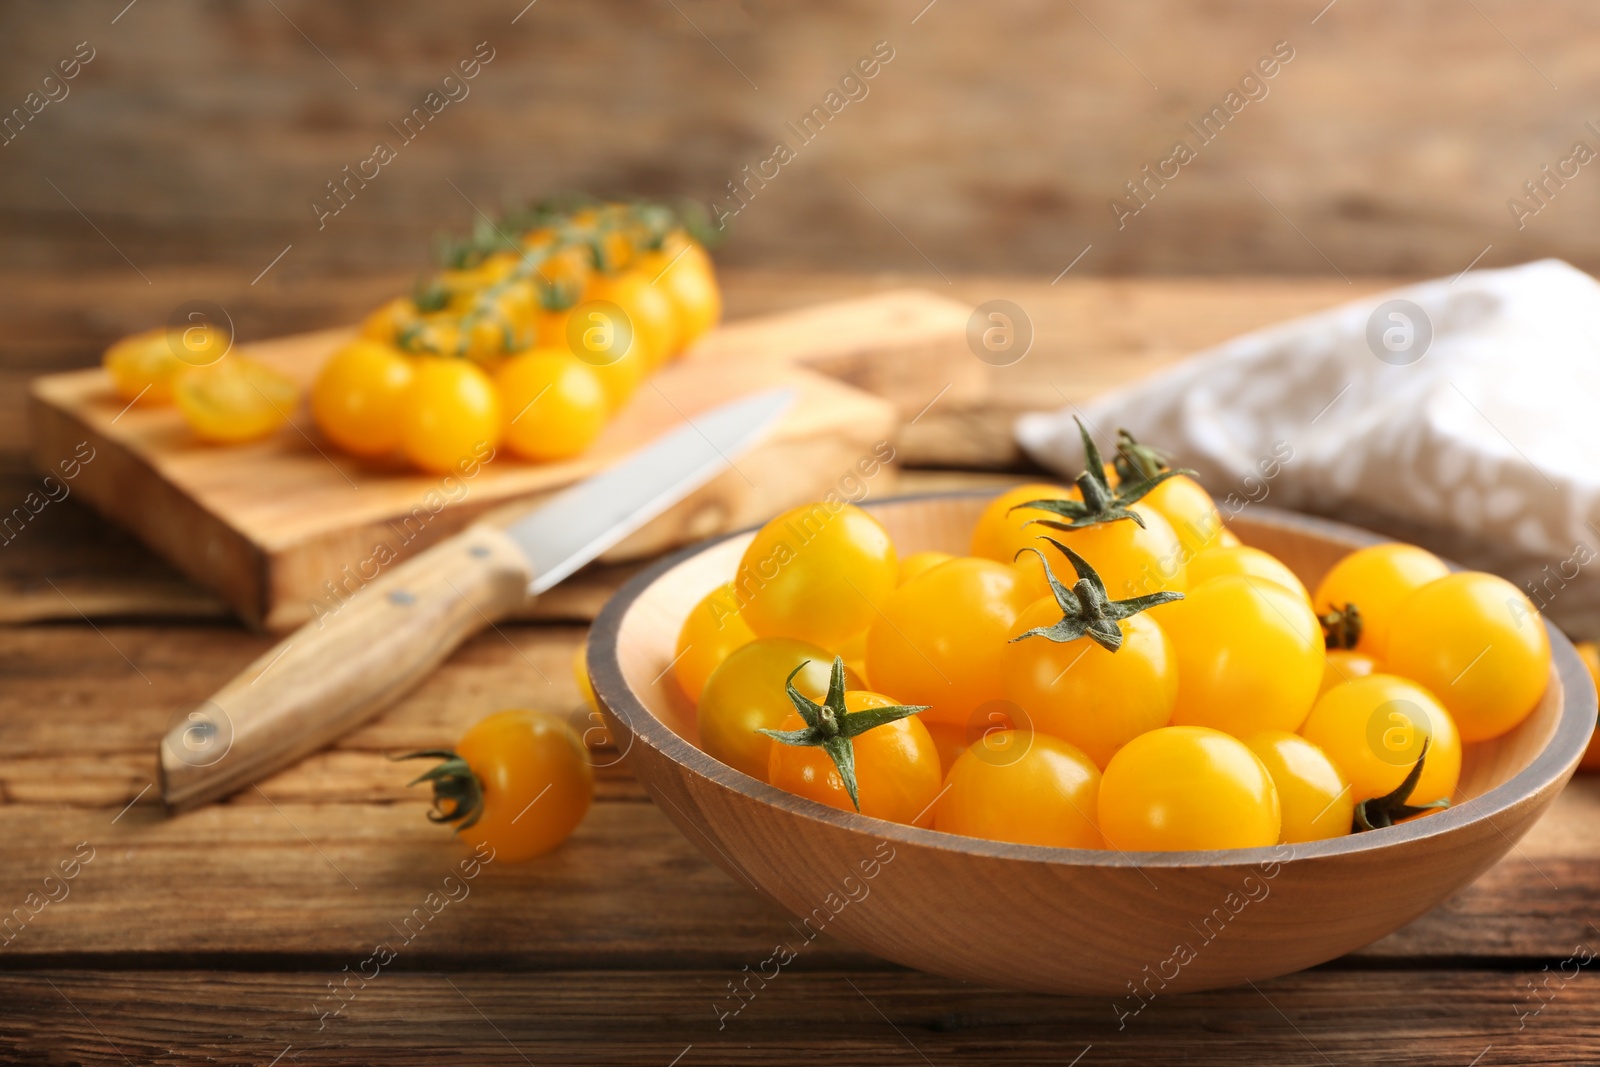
<box><xmin>4</xmin><ymin>1</ymin><xmax>1599</xmax><ymax>281</ymax></box>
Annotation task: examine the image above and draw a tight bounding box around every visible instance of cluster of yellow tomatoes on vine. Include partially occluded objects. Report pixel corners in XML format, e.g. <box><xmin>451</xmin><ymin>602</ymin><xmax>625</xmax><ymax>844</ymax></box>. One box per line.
<box><xmin>102</xmin><ymin>199</ymin><xmax>722</xmax><ymax>472</ymax></box>
<box><xmin>675</xmin><ymin>422</ymin><xmax>1553</xmax><ymax>852</ymax></box>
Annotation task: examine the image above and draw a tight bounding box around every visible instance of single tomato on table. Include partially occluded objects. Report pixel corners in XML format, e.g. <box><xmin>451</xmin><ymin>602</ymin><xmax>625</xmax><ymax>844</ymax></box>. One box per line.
<box><xmin>401</xmin><ymin>709</ymin><xmax>593</xmax><ymax>863</ymax></box>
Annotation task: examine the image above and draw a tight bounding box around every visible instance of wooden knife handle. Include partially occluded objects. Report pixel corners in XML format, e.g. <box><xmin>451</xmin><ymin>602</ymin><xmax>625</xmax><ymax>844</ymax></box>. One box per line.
<box><xmin>159</xmin><ymin>523</ymin><xmax>534</xmax><ymax>812</ymax></box>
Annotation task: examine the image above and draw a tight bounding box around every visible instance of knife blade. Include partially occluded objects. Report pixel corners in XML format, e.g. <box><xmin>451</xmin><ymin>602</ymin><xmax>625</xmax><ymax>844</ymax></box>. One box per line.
<box><xmin>158</xmin><ymin>388</ymin><xmax>795</xmax><ymax>812</ymax></box>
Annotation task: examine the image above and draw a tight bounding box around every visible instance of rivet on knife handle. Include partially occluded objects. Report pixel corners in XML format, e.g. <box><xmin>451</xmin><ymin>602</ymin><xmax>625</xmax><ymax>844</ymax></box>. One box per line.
<box><xmin>158</xmin><ymin>523</ymin><xmax>533</xmax><ymax>812</ymax></box>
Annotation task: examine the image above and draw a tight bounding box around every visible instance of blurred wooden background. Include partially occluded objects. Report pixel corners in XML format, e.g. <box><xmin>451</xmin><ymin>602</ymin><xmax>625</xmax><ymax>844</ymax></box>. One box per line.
<box><xmin>5</xmin><ymin>0</ymin><xmax>1600</xmax><ymax>453</ymax></box>
<box><xmin>4</xmin><ymin>0</ymin><xmax>1600</xmax><ymax>282</ymax></box>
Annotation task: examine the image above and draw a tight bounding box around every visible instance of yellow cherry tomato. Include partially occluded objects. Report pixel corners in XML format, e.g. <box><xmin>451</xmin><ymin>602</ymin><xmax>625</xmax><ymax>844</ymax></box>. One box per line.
<box><xmin>438</xmin><ymin>709</ymin><xmax>593</xmax><ymax>863</ymax></box>
<box><xmin>866</xmin><ymin>557</ymin><xmax>1030</xmax><ymax>727</ymax></box>
<box><xmin>1217</xmin><ymin>527</ymin><xmax>1241</xmax><ymax>548</ymax></box>
<box><xmin>1133</xmin><ymin>474</ymin><xmax>1223</xmax><ymax>565</ymax></box>
<box><xmin>766</xmin><ymin>691</ymin><xmax>941</xmax><ymax>825</ymax></box>
<box><xmin>311</xmin><ymin>339</ymin><xmax>414</xmax><ymax>457</ymax></box>
<box><xmin>1099</xmin><ymin>726</ymin><xmax>1281</xmax><ymax>851</ymax></box>
<box><xmin>734</xmin><ymin>503</ymin><xmax>898</xmax><ymax>649</ymax></box>
<box><xmin>697</xmin><ymin>638</ymin><xmax>835</xmax><ymax>780</ymax></box>
<box><xmin>398</xmin><ymin>358</ymin><xmax>501</xmax><ymax>473</ymax></box>
<box><xmin>898</xmin><ymin>550</ymin><xmax>954</xmax><ymax>586</ymax></box>
<box><xmin>835</xmin><ymin>628</ymin><xmax>870</xmax><ymax>686</ymax></box>
<box><xmin>970</xmin><ymin>483</ymin><xmax>1076</xmax><ymax>566</ymax></box>
<box><xmin>1385</xmin><ymin>572</ymin><xmax>1551</xmax><ymax>742</ymax></box>
<box><xmin>1312</xmin><ymin>543</ymin><xmax>1450</xmax><ymax>657</ymax></box>
<box><xmin>1187</xmin><ymin>544</ymin><xmax>1312</xmax><ymax>606</ymax></box>
<box><xmin>923</xmin><ymin>719</ymin><xmax>969</xmax><ymax>774</ymax></box>
<box><xmin>1300</xmin><ymin>673</ymin><xmax>1461</xmax><ymax>806</ymax></box>
<box><xmin>174</xmin><ymin>357</ymin><xmax>298</xmax><ymax>444</ymax></box>
<box><xmin>1041</xmin><ymin>505</ymin><xmax>1187</xmax><ymax>602</ymax></box>
<box><xmin>104</xmin><ymin>325</ymin><xmax>226</xmax><ymax>404</ymax></box>
<box><xmin>1244</xmin><ymin>731</ymin><xmax>1353</xmax><ymax>843</ymax></box>
<box><xmin>361</xmin><ymin>296</ymin><xmax>419</xmax><ymax>345</ymax></box>
<box><xmin>563</xmin><ymin>300</ymin><xmax>646</xmax><ymax>413</ymax></box>
<box><xmin>495</xmin><ymin>350</ymin><xmax>608</xmax><ymax>462</ymax></box>
<box><xmin>1319</xmin><ymin>648</ymin><xmax>1382</xmax><ymax>698</ymax></box>
<box><xmin>638</xmin><ymin>244</ymin><xmax>721</xmax><ymax>352</ymax></box>
<box><xmin>1575</xmin><ymin>640</ymin><xmax>1600</xmax><ymax>771</ymax></box>
<box><xmin>588</xmin><ymin>270</ymin><xmax>680</xmax><ymax>370</ymax></box>
<box><xmin>934</xmin><ymin>731</ymin><xmax>1102</xmax><ymax>848</ymax></box>
<box><xmin>673</xmin><ymin>582</ymin><xmax>756</xmax><ymax>702</ymax></box>
<box><xmin>1158</xmin><ymin>574</ymin><xmax>1324</xmax><ymax>737</ymax></box>
<box><xmin>1003</xmin><ymin>599</ymin><xmax>1177</xmax><ymax>768</ymax></box>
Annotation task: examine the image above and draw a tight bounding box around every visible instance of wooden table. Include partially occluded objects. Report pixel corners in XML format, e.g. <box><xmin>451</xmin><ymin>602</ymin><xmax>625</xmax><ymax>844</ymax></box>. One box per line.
<box><xmin>4</xmin><ymin>272</ymin><xmax>1597</xmax><ymax>1064</ymax></box>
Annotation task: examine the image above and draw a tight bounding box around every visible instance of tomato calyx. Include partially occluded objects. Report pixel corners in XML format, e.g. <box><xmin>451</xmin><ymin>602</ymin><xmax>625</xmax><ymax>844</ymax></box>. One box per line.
<box><xmin>394</xmin><ymin>749</ymin><xmax>485</xmax><ymax>833</ymax></box>
<box><xmin>757</xmin><ymin>657</ymin><xmax>929</xmax><ymax>812</ymax></box>
<box><xmin>1017</xmin><ymin>418</ymin><xmax>1194</xmax><ymax>532</ymax></box>
<box><xmin>1319</xmin><ymin>603</ymin><xmax>1364</xmax><ymax>650</ymax></box>
<box><xmin>1352</xmin><ymin>737</ymin><xmax>1450</xmax><ymax>831</ymax></box>
<box><xmin>1011</xmin><ymin>538</ymin><xmax>1183</xmax><ymax>652</ymax></box>
<box><xmin>1111</xmin><ymin>428</ymin><xmax>1171</xmax><ymax>484</ymax></box>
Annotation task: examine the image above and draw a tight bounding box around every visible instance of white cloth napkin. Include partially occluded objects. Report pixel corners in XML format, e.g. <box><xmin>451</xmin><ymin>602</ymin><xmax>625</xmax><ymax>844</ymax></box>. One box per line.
<box><xmin>1015</xmin><ymin>259</ymin><xmax>1600</xmax><ymax>638</ymax></box>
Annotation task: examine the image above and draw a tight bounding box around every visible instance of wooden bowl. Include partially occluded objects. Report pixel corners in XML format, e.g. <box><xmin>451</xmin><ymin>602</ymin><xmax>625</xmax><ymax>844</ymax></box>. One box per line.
<box><xmin>588</xmin><ymin>494</ymin><xmax>1594</xmax><ymax>995</ymax></box>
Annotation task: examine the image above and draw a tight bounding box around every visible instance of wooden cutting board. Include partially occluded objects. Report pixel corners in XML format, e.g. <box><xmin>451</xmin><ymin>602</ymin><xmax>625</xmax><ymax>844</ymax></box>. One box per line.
<box><xmin>28</xmin><ymin>289</ymin><xmax>981</xmax><ymax>632</ymax></box>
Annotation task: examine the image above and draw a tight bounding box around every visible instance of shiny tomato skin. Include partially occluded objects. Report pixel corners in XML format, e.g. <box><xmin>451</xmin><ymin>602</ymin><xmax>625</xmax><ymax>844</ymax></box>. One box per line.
<box><xmin>673</xmin><ymin>581</ymin><xmax>757</xmax><ymax>702</ymax></box>
<box><xmin>1098</xmin><ymin>725</ymin><xmax>1281</xmax><ymax>852</ymax></box>
<box><xmin>735</xmin><ymin>503</ymin><xmax>898</xmax><ymax>650</ymax></box>
<box><xmin>1244</xmin><ymin>730</ymin><xmax>1353</xmax><ymax>843</ymax></box>
<box><xmin>1158</xmin><ymin>575</ymin><xmax>1324</xmax><ymax>737</ymax></box>
<box><xmin>1187</xmin><ymin>544</ymin><xmax>1312</xmax><ymax>606</ymax></box>
<box><xmin>454</xmin><ymin>709</ymin><xmax>593</xmax><ymax>863</ymax></box>
<box><xmin>697</xmin><ymin>638</ymin><xmax>835</xmax><ymax>780</ymax></box>
<box><xmin>934</xmin><ymin>731</ymin><xmax>1102</xmax><ymax>849</ymax></box>
<box><xmin>1318</xmin><ymin>648</ymin><xmax>1382</xmax><ymax>698</ymax></box>
<box><xmin>1385</xmin><ymin>571</ymin><xmax>1551</xmax><ymax>742</ymax></box>
<box><xmin>865</xmin><ymin>556</ymin><xmax>1030</xmax><ymax>727</ymax></box>
<box><xmin>1299</xmin><ymin>673</ymin><xmax>1461</xmax><ymax>806</ymax></box>
<box><xmin>1312</xmin><ymin>543</ymin><xmax>1450</xmax><ymax>658</ymax></box>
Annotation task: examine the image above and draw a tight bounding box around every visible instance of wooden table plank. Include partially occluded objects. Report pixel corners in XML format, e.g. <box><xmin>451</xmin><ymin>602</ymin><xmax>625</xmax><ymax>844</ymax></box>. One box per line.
<box><xmin>3</xmin><ymin>968</ymin><xmax>1591</xmax><ymax>1065</ymax></box>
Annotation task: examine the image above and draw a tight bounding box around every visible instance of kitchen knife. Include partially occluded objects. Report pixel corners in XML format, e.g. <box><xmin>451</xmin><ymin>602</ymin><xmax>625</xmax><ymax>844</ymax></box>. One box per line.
<box><xmin>159</xmin><ymin>388</ymin><xmax>795</xmax><ymax>812</ymax></box>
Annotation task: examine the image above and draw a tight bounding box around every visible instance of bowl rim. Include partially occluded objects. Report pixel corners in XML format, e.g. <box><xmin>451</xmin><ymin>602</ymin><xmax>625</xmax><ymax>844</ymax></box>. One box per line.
<box><xmin>589</xmin><ymin>491</ymin><xmax>1596</xmax><ymax>869</ymax></box>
